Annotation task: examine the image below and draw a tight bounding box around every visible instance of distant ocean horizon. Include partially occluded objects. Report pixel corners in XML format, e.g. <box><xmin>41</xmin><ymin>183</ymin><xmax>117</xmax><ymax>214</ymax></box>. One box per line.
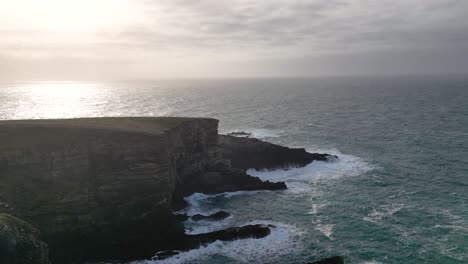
<box><xmin>1</xmin><ymin>75</ymin><xmax>467</xmax><ymax>263</ymax></box>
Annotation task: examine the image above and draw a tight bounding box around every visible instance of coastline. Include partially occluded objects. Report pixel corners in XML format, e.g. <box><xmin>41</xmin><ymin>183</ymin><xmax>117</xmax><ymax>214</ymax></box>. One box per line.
<box><xmin>0</xmin><ymin>117</ymin><xmax>339</xmax><ymax>264</ymax></box>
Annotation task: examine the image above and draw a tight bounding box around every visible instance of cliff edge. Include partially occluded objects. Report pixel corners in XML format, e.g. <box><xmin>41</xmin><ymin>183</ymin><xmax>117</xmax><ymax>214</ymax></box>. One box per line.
<box><xmin>0</xmin><ymin>117</ymin><xmax>336</xmax><ymax>263</ymax></box>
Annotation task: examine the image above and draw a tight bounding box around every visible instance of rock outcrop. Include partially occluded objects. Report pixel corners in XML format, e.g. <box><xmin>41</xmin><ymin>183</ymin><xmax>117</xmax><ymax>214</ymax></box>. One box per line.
<box><xmin>186</xmin><ymin>224</ymin><xmax>271</xmax><ymax>246</ymax></box>
<box><xmin>154</xmin><ymin>224</ymin><xmax>272</xmax><ymax>260</ymax></box>
<box><xmin>219</xmin><ymin>135</ymin><xmax>336</xmax><ymax>170</ymax></box>
<box><xmin>0</xmin><ymin>213</ymin><xmax>50</xmax><ymax>264</ymax></box>
<box><xmin>308</xmin><ymin>256</ymin><xmax>344</xmax><ymax>264</ymax></box>
<box><xmin>0</xmin><ymin>117</ymin><xmax>336</xmax><ymax>263</ymax></box>
<box><xmin>191</xmin><ymin>211</ymin><xmax>231</xmax><ymax>221</ymax></box>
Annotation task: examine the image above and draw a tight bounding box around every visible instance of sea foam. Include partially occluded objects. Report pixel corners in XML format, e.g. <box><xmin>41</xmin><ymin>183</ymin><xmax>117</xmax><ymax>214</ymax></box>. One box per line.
<box><xmin>247</xmin><ymin>148</ymin><xmax>373</xmax><ymax>193</ymax></box>
<box><xmin>130</xmin><ymin>221</ymin><xmax>304</xmax><ymax>264</ymax></box>
<box><xmin>159</xmin><ymin>148</ymin><xmax>373</xmax><ymax>263</ymax></box>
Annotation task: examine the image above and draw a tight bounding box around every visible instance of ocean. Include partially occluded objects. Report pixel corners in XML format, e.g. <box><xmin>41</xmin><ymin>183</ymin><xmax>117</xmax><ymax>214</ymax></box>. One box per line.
<box><xmin>0</xmin><ymin>76</ymin><xmax>467</xmax><ymax>264</ymax></box>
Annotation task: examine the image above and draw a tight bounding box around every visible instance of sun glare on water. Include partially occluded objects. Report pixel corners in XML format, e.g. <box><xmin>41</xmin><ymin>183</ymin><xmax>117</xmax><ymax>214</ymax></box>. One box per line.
<box><xmin>7</xmin><ymin>82</ymin><xmax>109</xmax><ymax>119</ymax></box>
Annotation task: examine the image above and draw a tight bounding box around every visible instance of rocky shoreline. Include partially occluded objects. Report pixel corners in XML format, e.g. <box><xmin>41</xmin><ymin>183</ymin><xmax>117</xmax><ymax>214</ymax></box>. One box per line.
<box><xmin>0</xmin><ymin>117</ymin><xmax>340</xmax><ymax>264</ymax></box>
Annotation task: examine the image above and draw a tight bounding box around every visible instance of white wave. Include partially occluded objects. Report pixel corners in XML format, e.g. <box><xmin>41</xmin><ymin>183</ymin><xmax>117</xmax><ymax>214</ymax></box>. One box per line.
<box><xmin>177</xmin><ymin>191</ymin><xmax>272</xmax><ymax>234</ymax></box>
<box><xmin>363</xmin><ymin>204</ymin><xmax>404</xmax><ymax>224</ymax></box>
<box><xmin>434</xmin><ymin>209</ymin><xmax>468</xmax><ymax>232</ymax></box>
<box><xmin>168</xmin><ymin>148</ymin><xmax>373</xmax><ymax>262</ymax></box>
<box><xmin>223</xmin><ymin>128</ymin><xmax>283</xmax><ymax>139</ymax></box>
<box><xmin>315</xmin><ymin>224</ymin><xmax>335</xmax><ymax>240</ymax></box>
<box><xmin>184</xmin><ymin>215</ymin><xmax>234</xmax><ymax>235</ymax></box>
<box><xmin>177</xmin><ymin>191</ymin><xmax>270</xmax><ymax>216</ymax></box>
<box><xmin>250</xmin><ymin>128</ymin><xmax>283</xmax><ymax>139</ymax></box>
<box><xmin>306</xmin><ymin>123</ymin><xmax>322</xmax><ymax>127</ymax></box>
<box><xmin>247</xmin><ymin>149</ymin><xmax>373</xmax><ymax>193</ymax></box>
<box><xmin>129</xmin><ymin>221</ymin><xmax>304</xmax><ymax>264</ymax></box>
<box><xmin>307</xmin><ymin>202</ymin><xmax>330</xmax><ymax>215</ymax></box>
<box><xmin>434</xmin><ymin>224</ymin><xmax>468</xmax><ymax>232</ymax></box>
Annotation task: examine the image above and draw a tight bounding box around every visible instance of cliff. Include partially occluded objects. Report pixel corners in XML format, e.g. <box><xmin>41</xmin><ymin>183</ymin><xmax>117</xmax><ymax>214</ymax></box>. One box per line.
<box><xmin>0</xmin><ymin>213</ymin><xmax>50</xmax><ymax>264</ymax></box>
<box><xmin>0</xmin><ymin>117</ymin><xmax>336</xmax><ymax>263</ymax></box>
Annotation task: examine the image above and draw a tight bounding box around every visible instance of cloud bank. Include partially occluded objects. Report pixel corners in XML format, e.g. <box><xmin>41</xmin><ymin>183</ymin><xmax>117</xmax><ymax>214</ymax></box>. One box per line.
<box><xmin>1</xmin><ymin>0</ymin><xmax>468</xmax><ymax>79</ymax></box>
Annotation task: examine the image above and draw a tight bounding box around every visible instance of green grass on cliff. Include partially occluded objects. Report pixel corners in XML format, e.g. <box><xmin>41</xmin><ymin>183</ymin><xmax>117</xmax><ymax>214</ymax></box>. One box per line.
<box><xmin>0</xmin><ymin>117</ymin><xmax>218</xmax><ymax>148</ymax></box>
<box><xmin>0</xmin><ymin>117</ymin><xmax>216</xmax><ymax>135</ymax></box>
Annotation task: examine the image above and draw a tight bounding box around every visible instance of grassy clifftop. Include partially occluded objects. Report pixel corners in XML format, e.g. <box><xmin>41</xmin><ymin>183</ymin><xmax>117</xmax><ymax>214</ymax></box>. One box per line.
<box><xmin>0</xmin><ymin>117</ymin><xmax>218</xmax><ymax>148</ymax></box>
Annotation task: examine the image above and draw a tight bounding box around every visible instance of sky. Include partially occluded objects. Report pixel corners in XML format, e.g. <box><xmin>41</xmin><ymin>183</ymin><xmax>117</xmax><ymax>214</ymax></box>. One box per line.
<box><xmin>1</xmin><ymin>0</ymin><xmax>468</xmax><ymax>80</ymax></box>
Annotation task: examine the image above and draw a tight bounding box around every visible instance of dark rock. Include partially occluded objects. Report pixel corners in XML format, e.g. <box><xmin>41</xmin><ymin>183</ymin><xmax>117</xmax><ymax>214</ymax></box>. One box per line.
<box><xmin>0</xmin><ymin>117</ymin><xmax>335</xmax><ymax>263</ymax></box>
<box><xmin>191</xmin><ymin>211</ymin><xmax>230</xmax><ymax>221</ymax></box>
<box><xmin>0</xmin><ymin>213</ymin><xmax>50</xmax><ymax>264</ymax></box>
<box><xmin>176</xmin><ymin>168</ymin><xmax>286</xmax><ymax>198</ymax></box>
<box><xmin>146</xmin><ymin>224</ymin><xmax>272</xmax><ymax>260</ymax></box>
<box><xmin>185</xmin><ymin>224</ymin><xmax>271</xmax><ymax>248</ymax></box>
<box><xmin>154</xmin><ymin>250</ymin><xmax>182</xmax><ymax>260</ymax></box>
<box><xmin>308</xmin><ymin>256</ymin><xmax>344</xmax><ymax>264</ymax></box>
<box><xmin>219</xmin><ymin>135</ymin><xmax>337</xmax><ymax>170</ymax></box>
<box><xmin>0</xmin><ymin>117</ymin><xmax>216</xmax><ymax>263</ymax></box>
<box><xmin>173</xmin><ymin>213</ymin><xmax>190</xmax><ymax>222</ymax></box>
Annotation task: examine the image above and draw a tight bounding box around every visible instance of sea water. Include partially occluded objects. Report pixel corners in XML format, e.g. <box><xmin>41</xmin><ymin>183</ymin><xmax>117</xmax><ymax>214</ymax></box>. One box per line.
<box><xmin>1</xmin><ymin>75</ymin><xmax>467</xmax><ymax>263</ymax></box>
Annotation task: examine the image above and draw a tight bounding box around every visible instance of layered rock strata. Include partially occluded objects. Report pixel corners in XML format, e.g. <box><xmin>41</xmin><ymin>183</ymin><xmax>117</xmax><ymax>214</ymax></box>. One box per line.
<box><xmin>0</xmin><ymin>117</ymin><xmax>336</xmax><ymax>263</ymax></box>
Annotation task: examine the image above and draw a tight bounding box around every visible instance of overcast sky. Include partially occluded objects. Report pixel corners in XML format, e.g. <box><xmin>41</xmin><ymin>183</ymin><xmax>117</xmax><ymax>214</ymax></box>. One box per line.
<box><xmin>1</xmin><ymin>0</ymin><xmax>468</xmax><ymax>80</ymax></box>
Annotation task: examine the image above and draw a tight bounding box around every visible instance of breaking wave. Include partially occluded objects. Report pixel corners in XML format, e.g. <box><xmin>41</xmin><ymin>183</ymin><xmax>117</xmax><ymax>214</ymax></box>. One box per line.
<box><xmin>130</xmin><ymin>221</ymin><xmax>304</xmax><ymax>264</ymax></box>
<box><xmin>247</xmin><ymin>148</ymin><xmax>373</xmax><ymax>193</ymax></box>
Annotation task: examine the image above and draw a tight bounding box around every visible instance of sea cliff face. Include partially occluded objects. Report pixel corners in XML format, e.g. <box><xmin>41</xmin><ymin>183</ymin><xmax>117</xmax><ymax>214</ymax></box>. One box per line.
<box><xmin>0</xmin><ymin>117</ymin><xmax>220</xmax><ymax>262</ymax></box>
<box><xmin>0</xmin><ymin>117</ymin><xmax>336</xmax><ymax>263</ymax></box>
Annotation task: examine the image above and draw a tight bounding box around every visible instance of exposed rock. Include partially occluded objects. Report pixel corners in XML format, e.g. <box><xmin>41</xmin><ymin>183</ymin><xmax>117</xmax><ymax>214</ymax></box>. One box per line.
<box><xmin>219</xmin><ymin>135</ymin><xmax>337</xmax><ymax>170</ymax></box>
<box><xmin>191</xmin><ymin>211</ymin><xmax>231</xmax><ymax>221</ymax></box>
<box><xmin>0</xmin><ymin>213</ymin><xmax>50</xmax><ymax>264</ymax></box>
<box><xmin>185</xmin><ymin>224</ymin><xmax>271</xmax><ymax>249</ymax></box>
<box><xmin>0</xmin><ymin>117</ymin><xmax>217</xmax><ymax>263</ymax></box>
<box><xmin>173</xmin><ymin>213</ymin><xmax>190</xmax><ymax>222</ymax></box>
<box><xmin>0</xmin><ymin>117</ymin><xmax>337</xmax><ymax>263</ymax></box>
<box><xmin>151</xmin><ymin>224</ymin><xmax>272</xmax><ymax>260</ymax></box>
<box><xmin>153</xmin><ymin>250</ymin><xmax>182</xmax><ymax>260</ymax></box>
<box><xmin>308</xmin><ymin>256</ymin><xmax>344</xmax><ymax>264</ymax></box>
<box><xmin>173</xmin><ymin>167</ymin><xmax>286</xmax><ymax>202</ymax></box>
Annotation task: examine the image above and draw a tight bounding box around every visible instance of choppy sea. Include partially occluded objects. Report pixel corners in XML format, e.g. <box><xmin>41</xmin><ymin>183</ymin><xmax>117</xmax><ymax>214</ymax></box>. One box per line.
<box><xmin>1</xmin><ymin>75</ymin><xmax>467</xmax><ymax>263</ymax></box>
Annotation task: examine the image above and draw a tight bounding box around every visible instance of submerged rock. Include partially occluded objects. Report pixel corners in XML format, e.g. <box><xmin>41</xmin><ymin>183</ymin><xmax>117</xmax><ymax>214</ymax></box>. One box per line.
<box><xmin>308</xmin><ymin>256</ymin><xmax>344</xmax><ymax>264</ymax></box>
<box><xmin>0</xmin><ymin>213</ymin><xmax>50</xmax><ymax>264</ymax></box>
<box><xmin>191</xmin><ymin>211</ymin><xmax>231</xmax><ymax>221</ymax></box>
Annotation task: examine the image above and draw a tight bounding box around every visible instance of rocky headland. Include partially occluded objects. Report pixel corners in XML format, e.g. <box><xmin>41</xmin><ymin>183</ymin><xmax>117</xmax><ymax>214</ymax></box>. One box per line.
<box><xmin>0</xmin><ymin>117</ymin><xmax>339</xmax><ymax>263</ymax></box>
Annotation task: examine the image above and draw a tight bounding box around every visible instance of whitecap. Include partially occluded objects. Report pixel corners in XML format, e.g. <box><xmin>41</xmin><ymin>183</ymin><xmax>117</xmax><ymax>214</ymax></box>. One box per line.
<box><xmin>315</xmin><ymin>224</ymin><xmax>335</xmax><ymax>240</ymax></box>
<box><xmin>306</xmin><ymin>123</ymin><xmax>322</xmax><ymax>127</ymax></box>
<box><xmin>363</xmin><ymin>204</ymin><xmax>404</xmax><ymax>224</ymax></box>
<box><xmin>307</xmin><ymin>202</ymin><xmax>330</xmax><ymax>215</ymax></box>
